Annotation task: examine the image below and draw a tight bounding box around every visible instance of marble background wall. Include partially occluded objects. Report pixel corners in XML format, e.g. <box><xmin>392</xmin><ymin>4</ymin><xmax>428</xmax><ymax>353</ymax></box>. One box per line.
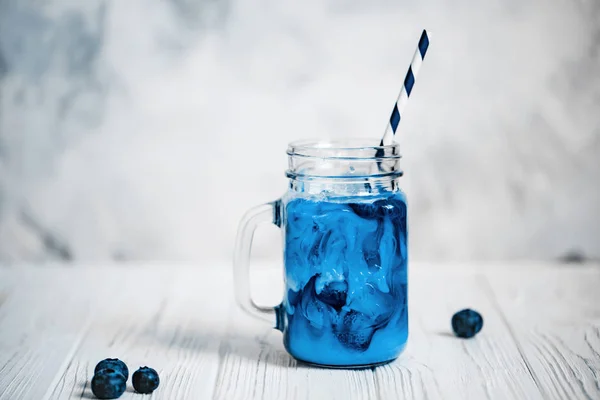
<box><xmin>0</xmin><ymin>0</ymin><xmax>599</xmax><ymax>265</ymax></box>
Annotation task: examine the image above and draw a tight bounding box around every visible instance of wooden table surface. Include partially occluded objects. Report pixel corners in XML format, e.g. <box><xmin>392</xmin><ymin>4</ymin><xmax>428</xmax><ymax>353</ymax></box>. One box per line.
<box><xmin>0</xmin><ymin>263</ymin><xmax>599</xmax><ymax>400</ymax></box>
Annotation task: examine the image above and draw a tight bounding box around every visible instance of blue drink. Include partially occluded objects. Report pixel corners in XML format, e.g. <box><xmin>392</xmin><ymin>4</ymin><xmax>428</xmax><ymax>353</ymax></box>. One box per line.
<box><xmin>282</xmin><ymin>192</ymin><xmax>408</xmax><ymax>367</ymax></box>
<box><xmin>233</xmin><ymin>139</ymin><xmax>408</xmax><ymax>368</ymax></box>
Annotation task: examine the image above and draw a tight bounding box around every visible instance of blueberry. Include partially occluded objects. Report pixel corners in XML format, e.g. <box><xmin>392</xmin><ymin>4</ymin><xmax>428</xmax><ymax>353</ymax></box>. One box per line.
<box><xmin>451</xmin><ymin>309</ymin><xmax>484</xmax><ymax>338</ymax></box>
<box><xmin>91</xmin><ymin>369</ymin><xmax>126</xmax><ymax>399</ymax></box>
<box><xmin>351</xmin><ymin>198</ymin><xmax>407</xmax><ymax>228</ymax></box>
<box><xmin>375</xmin><ymin>197</ymin><xmax>406</xmax><ymax>216</ymax></box>
<box><xmin>132</xmin><ymin>366</ymin><xmax>160</xmax><ymax>394</ymax></box>
<box><xmin>349</xmin><ymin>203</ymin><xmax>378</xmax><ymax>219</ymax></box>
<box><xmin>336</xmin><ymin>328</ymin><xmax>375</xmax><ymax>351</ymax></box>
<box><xmin>94</xmin><ymin>358</ymin><xmax>129</xmax><ymax>380</ymax></box>
<box><xmin>374</xmin><ymin>198</ymin><xmax>407</xmax><ymax>227</ymax></box>
<box><xmin>316</xmin><ymin>280</ymin><xmax>348</xmax><ymax>311</ymax></box>
<box><xmin>334</xmin><ymin>310</ymin><xmax>376</xmax><ymax>351</ymax></box>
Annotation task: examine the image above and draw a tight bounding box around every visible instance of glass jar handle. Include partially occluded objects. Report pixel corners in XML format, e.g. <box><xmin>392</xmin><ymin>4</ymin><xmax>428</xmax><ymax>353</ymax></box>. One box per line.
<box><xmin>233</xmin><ymin>199</ymin><xmax>282</xmax><ymax>326</ymax></box>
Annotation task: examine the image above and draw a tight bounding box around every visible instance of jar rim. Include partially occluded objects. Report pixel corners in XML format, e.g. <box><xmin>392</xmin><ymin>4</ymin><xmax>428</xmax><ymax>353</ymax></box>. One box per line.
<box><xmin>287</xmin><ymin>138</ymin><xmax>401</xmax><ymax>160</ymax></box>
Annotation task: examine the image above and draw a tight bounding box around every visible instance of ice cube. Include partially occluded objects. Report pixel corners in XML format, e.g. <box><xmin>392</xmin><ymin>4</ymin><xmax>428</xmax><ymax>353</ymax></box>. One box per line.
<box><xmin>302</xmin><ymin>296</ymin><xmax>326</xmax><ymax>329</ymax></box>
<box><xmin>299</xmin><ymin>277</ymin><xmax>329</xmax><ymax>330</ymax></box>
<box><xmin>349</xmin><ymin>202</ymin><xmax>379</xmax><ymax>219</ymax></box>
<box><xmin>347</xmin><ymin>285</ymin><xmax>394</xmax><ymax>324</ymax></box>
<box><xmin>362</xmin><ymin>223</ymin><xmax>383</xmax><ymax>271</ymax></box>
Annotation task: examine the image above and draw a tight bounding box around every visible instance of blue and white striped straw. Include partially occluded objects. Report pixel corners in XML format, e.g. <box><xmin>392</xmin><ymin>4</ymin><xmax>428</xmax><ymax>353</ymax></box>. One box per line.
<box><xmin>380</xmin><ymin>30</ymin><xmax>430</xmax><ymax>146</ymax></box>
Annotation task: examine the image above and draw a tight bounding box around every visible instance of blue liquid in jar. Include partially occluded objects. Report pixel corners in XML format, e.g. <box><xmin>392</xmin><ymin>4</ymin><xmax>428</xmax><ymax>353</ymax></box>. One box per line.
<box><xmin>282</xmin><ymin>192</ymin><xmax>408</xmax><ymax>367</ymax></box>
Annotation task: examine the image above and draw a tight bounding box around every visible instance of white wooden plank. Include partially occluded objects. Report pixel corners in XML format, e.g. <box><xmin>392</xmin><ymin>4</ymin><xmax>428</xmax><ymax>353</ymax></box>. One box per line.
<box><xmin>1</xmin><ymin>264</ymin><xmax>599</xmax><ymax>400</ymax></box>
<box><xmin>43</xmin><ymin>267</ymin><xmax>228</xmax><ymax>400</ymax></box>
<box><xmin>372</xmin><ymin>355</ymin><xmax>445</xmax><ymax>399</ymax></box>
<box><xmin>213</xmin><ymin>268</ymin><xmax>382</xmax><ymax>400</ymax></box>
<box><xmin>211</xmin><ymin>267</ymin><xmax>294</xmax><ymax>399</ymax></box>
<box><xmin>212</xmin><ymin>327</ymin><xmax>382</xmax><ymax>400</ymax></box>
<box><xmin>372</xmin><ymin>268</ymin><xmax>546</xmax><ymax>400</ymax></box>
<box><xmin>0</xmin><ymin>269</ymin><xmax>108</xmax><ymax>400</ymax></box>
<box><xmin>42</xmin><ymin>268</ymin><xmax>175</xmax><ymax>400</ymax></box>
<box><xmin>212</xmin><ymin>328</ymin><xmax>288</xmax><ymax>400</ymax></box>
<box><xmin>485</xmin><ymin>266</ymin><xmax>600</xmax><ymax>400</ymax></box>
<box><xmin>303</xmin><ymin>364</ymin><xmax>379</xmax><ymax>400</ymax></box>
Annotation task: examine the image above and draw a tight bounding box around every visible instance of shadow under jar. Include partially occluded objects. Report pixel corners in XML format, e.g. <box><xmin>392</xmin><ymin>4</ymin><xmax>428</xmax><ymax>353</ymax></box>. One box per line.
<box><xmin>234</xmin><ymin>139</ymin><xmax>408</xmax><ymax>368</ymax></box>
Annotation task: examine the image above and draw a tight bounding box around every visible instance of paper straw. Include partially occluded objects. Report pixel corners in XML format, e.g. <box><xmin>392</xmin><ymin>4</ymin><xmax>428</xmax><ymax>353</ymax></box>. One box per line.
<box><xmin>380</xmin><ymin>30</ymin><xmax>430</xmax><ymax>146</ymax></box>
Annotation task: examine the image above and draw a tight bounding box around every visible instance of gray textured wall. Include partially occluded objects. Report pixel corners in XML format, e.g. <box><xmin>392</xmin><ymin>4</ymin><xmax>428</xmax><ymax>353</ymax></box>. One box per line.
<box><xmin>0</xmin><ymin>0</ymin><xmax>599</xmax><ymax>264</ymax></box>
